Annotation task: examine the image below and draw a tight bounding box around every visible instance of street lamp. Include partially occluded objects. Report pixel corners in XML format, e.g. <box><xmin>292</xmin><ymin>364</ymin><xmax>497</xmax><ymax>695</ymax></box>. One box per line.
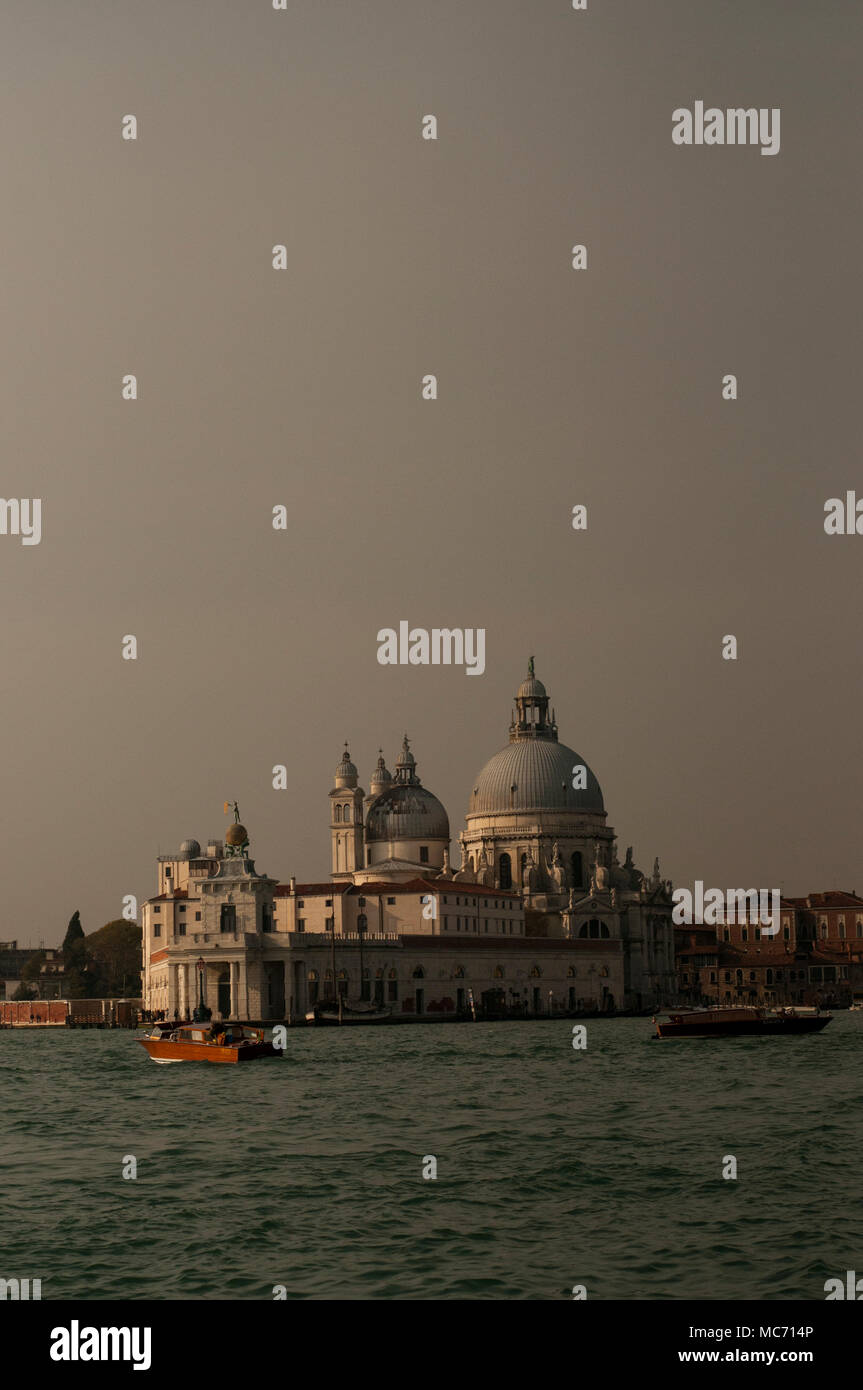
<box><xmin>193</xmin><ymin>956</ymin><xmax>211</xmax><ymax>1022</ymax></box>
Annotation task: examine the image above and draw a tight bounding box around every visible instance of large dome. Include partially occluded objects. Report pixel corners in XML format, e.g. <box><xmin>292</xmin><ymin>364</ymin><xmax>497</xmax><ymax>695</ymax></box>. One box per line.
<box><xmin>470</xmin><ymin>739</ymin><xmax>603</xmax><ymax>814</ymax></box>
<box><xmin>366</xmin><ymin>784</ymin><xmax>450</xmax><ymax>843</ymax></box>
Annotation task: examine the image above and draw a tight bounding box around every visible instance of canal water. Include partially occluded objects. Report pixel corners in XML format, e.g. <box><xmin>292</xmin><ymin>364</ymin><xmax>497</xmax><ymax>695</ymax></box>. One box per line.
<box><xmin>1</xmin><ymin>1015</ymin><xmax>859</xmax><ymax>1300</ymax></box>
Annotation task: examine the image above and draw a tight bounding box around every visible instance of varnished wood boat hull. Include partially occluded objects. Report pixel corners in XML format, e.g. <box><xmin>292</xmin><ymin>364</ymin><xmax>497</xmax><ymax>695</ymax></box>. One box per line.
<box><xmin>138</xmin><ymin>1038</ymin><xmax>277</xmax><ymax>1063</ymax></box>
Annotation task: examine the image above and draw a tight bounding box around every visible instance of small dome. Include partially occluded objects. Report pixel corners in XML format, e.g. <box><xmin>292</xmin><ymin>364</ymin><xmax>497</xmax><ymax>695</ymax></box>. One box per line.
<box><xmin>225</xmin><ymin>823</ymin><xmax>249</xmax><ymax>847</ymax></box>
<box><xmin>334</xmin><ymin>743</ymin><xmax>358</xmax><ymax>788</ymax></box>
<box><xmin>366</xmin><ymin>784</ymin><xmax>449</xmax><ymax>844</ymax></box>
<box><xmin>395</xmin><ymin>735</ymin><xmax>415</xmax><ymax>771</ymax></box>
<box><xmin>517</xmin><ymin>674</ymin><xmax>547</xmax><ymax>700</ymax></box>
<box><xmin>370</xmin><ymin>751</ymin><xmax>392</xmax><ymax>788</ymax></box>
<box><xmin>179</xmin><ymin>838</ymin><xmax>201</xmax><ymax>859</ymax></box>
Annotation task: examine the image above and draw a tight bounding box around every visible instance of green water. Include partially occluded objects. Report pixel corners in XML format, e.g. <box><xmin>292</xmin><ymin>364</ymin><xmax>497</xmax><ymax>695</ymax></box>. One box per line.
<box><xmin>1</xmin><ymin>1016</ymin><xmax>859</xmax><ymax>1299</ymax></box>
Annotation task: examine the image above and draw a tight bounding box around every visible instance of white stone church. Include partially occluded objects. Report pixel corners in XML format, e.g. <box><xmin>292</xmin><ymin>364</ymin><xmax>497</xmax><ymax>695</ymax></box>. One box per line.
<box><xmin>141</xmin><ymin>663</ymin><xmax>676</xmax><ymax>1020</ymax></box>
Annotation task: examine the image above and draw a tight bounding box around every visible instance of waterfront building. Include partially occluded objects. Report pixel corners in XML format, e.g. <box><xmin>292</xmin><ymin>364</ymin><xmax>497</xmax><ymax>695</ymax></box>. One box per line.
<box><xmin>0</xmin><ymin>942</ymin><xmax>65</xmax><ymax>1001</ymax></box>
<box><xmin>675</xmin><ymin>890</ymin><xmax>863</xmax><ymax>1008</ymax></box>
<box><xmin>141</xmin><ymin>662</ymin><xmax>676</xmax><ymax>1020</ymax></box>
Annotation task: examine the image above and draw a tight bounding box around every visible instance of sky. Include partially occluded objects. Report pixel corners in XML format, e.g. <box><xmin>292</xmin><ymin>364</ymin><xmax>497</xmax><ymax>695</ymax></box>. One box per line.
<box><xmin>0</xmin><ymin>0</ymin><xmax>860</xmax><ymax>945</ymax></box>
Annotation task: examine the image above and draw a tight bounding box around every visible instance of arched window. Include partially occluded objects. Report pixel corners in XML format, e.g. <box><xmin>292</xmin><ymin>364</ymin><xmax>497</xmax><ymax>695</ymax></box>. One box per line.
<box><xmin>578</xmin><ymin>919</ymin><xmax>609</xmax><ymax>939</ymax></box>
<box><xmin>571</xmin><ymin>851</ymin><xmax>583</xmax><ymax>887</ymax></box>
<box><xmin>566</xmin><ymin>965</ymin><xmax>576</xmax><ymax>978</ymax></box>
<box><xmin>499</xmin><ymin>853</ymin><xmax>512</xmax><ymax>890</ymax></box>
<box><xmin>453</xmin><ymin>965</ymin><xmax>465</xmax><ymax>978</ymax></box>
<box><xmin>412</xmin><ymin>966</ymin><xmax>425</xmax><ymax>979</ymax></box>
<box><xmin>334</xmin><ymin>805</ymin><xmax>342</xmax><ymax>822</ymax></box>
<box><xmin>529</xmin><ymin>965</ymin><xmax>542</xmax><ymax>978</ymax></box>
<box><xmin>344</xmin><ymin>804</ymin><xmax>351</xmax><ymax>824</ymax></box>
<box><xmin>493</xmin><ymin>965</ymin><xmax>504</xmax><ymax>979</ymax></box>
<box><xmin>387</xmin><ymin>968</ymin><xmax>398</xmax><ymax>980</ymax></box>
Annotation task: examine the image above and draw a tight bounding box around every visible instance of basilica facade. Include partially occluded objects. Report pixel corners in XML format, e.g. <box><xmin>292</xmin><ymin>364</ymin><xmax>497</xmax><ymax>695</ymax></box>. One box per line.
<box><xmin>141</xmin><ymin>663</ymin><xmax>676</xmax><ymax>1020</ymax></box>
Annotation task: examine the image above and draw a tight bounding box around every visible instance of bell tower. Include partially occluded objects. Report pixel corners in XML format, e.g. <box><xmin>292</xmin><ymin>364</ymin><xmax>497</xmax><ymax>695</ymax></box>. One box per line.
<box><xmin>330</xmin><ymin>744</ymin><xmax>364</xmax><ymax>879</ymax></box>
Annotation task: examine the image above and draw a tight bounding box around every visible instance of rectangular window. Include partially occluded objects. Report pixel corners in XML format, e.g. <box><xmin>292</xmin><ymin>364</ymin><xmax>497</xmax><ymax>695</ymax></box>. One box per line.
<box><xmin>387</xmin><ymin>897</ymin><xmax>395</xmax><ymax>905</ymax></box>
<box><xmin>298</xmin><ymin>899</ymin><xmax>305</xmax><ymax>907</ymax></box>
<box><xmin>220</xmin><ymin>904</ymin><xmax>236</xmax><ymax>934</ymax></box>
<box><xmin>153</xmin><ymin>924</ymin><xmax>161</xmax><ymax>938</ymax></box>
<box><xmin>419</xmin><ymin>846</ymin><xmax>429</xmax><ymax>864</ymax></box>
<box><xmin>297</xmin><ymin>919</ymin><xmax>305</xmax><ymax>932</ymax></box>
<box><xmin>179</xmin><ymin>905</ymin><xmax>186</xmax><ymax>913</ymax></box>
<box><xmin>177</xmin><ymin>921</ymin><xmax>186</xmax><ymax>936</ymax></box>
<box><xmin>387</xmin><ymin>980</ymin><xmax>398</xmax><ymax>1002</ymax></box>
<box><xmin>153</xmin><ymin>906</ymin><xmax>161</xmax><ymax>914</ymax></box>
<box><xmin>195</xmin><ymin>911</ymin><xmax>201</xmax><ymax>921</ymax></box>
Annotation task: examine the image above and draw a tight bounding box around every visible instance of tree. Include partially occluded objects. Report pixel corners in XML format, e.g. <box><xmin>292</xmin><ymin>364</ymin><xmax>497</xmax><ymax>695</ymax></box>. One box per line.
<box><xmin>12</xmin><ymin>979</ymin><xmax>36</xmax><ymax>1001</ymax></box>
<box><xmin>84</xmin><ymin>920</ymin><xmax>142</xmax><ymax>997</ymax></box>
<box><xmin>62</xmin><ymin>910</ymin><xmax>85</xmax><ymax>957</ymax></box>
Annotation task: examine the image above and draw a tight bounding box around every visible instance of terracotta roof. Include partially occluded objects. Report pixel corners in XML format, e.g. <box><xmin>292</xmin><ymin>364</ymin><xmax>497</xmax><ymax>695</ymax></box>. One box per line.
<box><xmin>272</xmin><ymin>878</ymin><xmax>520</xmax><ymax>901</ymax></box>
<box><xmin>273</xmin><ymin>882</ymin><xmax>351</xmax><ymax>897</ymax></box>
<box><xmin>400</xmin><ymin>934</ymin><xmax>620</xmax><ymax>951</ymax></box>
<box><xmin>785</xmin><ymin>891</ymin><xmax>863</xmax><ymax>908</ymax></box>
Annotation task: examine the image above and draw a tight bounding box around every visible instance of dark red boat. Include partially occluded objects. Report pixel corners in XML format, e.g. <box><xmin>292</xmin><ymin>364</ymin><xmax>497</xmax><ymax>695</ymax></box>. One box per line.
<box><xmin>654</xmin><ymin>1006</ymin><xmax>832</xmax><ymax>1039</ymax></box>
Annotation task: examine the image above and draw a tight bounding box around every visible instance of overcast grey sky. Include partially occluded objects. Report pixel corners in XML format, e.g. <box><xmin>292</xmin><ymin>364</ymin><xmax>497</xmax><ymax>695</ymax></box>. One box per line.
<box><xmin>0</xmin><ymin>0</ymin><xmax>860</xmax><ymax>944</ymax></box>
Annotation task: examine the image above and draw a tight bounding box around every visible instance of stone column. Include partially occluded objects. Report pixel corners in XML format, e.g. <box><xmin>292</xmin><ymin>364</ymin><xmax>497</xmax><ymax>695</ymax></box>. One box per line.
<box><xmin>244</xmin><ymin>959</ymin><xmax>264</xmax><ymax>1020</ymax></box>
<box><xmin>230</xmin><ymin>960</ymin><xmax>239</xmax><ymax>1018</ymax></box>
<box><xmin>167</xmin><ymin>964</ymin><xmax>179</xmax><ymax>1018</ymax></box>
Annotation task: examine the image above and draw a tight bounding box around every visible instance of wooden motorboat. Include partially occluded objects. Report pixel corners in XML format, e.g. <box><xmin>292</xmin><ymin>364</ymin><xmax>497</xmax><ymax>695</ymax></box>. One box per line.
<box><xmin>305</xmin><ymin>998</ymin><xmax>393</xmax><ymax>1026</ymax></box>
<box><xmin>653</xmin><ymin>1006</ymin><xmax>832</xmax><ymax>1039</ymax></box>
<box><xmin>138</xmin><ymin>1022</ymin><xmax>278</xmax><ymax>1063</ymax></box>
